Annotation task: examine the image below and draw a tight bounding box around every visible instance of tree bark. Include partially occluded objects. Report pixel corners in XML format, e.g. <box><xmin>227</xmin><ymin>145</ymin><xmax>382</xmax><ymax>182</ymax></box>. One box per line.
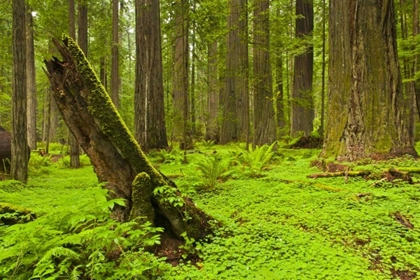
<box><xmin>134</xmin><ymin>0</ymin><xmax>168</xmax><ymax>151</ymax></box>
<box><xmin>221</xmin><ymin>0</ymin><xmax>249</xmax><ymax>144</ymax></box>
<box><xmin>322</xmin><ymin>0</ymin><xmax>417</xmax><ymax>160</ymax></box>
<box><xmin>291</xmin><ymin>0</ymin><xmax>314</xmax><ymax>137</ymax></box>
<box><xmin>11</xmin><ymin>0</ymin><xmax>29</xmax><ymax>183</ymax></box>
<box><xmin>253</xmin><ymin>0</ymin><xmax>275</xmax><ymax>146</ymax></box>
<box><xmin>44</xmin><ymin>36</ymin><xmax>212</xmax><ymax>239</ymax></box>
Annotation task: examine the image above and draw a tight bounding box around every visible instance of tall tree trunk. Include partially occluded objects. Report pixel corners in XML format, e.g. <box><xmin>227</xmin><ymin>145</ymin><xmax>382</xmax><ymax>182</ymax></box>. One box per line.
<box><xmin>78</xmin><ymin>1</ymin><xmax>88</xmax><ymax>56</ymax></box>
<box><xmin>221</xmin><ymin>0</ymin><xmax>249</xmax><ymax>144</ymax></box>
<box><xmin>206</xmin><ymin>41</ymin><xmax>220</xmax><ymax>142</ymax></box>
<box><xmin>253</xmin><ymin>0</ymin><xmax>275</xmax><ymax>146</ymax></box>
<box><xmin>26</xmin><ymin>7</ymin><xmax>37</xmax><ymax>150</ymax></box>
<box><xmin>190</xmin><ymin>0</ymin><xmax>197</xmax><ymax>136</ymax></box>
<box><xmin>67</xmin><ymin>0</ymin><xmax>80</xmax><ymax>167</ymax></box>
<box><xmin>322</xmin><ymin>0</ymin><xmax>417</xmax><ymax>160</ymax></box>
<box><xmin>275</xmin><ymin>51</ymin><xmax>285</xmax><ymax>130</ymax></box>
<box><xmin>134</xmin><ymin>0</ymin><xmax>168</xmax><ymax>151</ymax></box>
<box><xmin>111</xmin><ymin>0</ymin><xmax>120</xmax><ymax>109</ymax></box>
<box><xmin>11</xmin><ymin>0</ymin><xmax>29</xmax><ymax>182</ymax></box>
<box><xmin>291</xmin><ymin>0</ymin><xmax>314</xmax><ymax>137</ymax></box>
<box><xmin>319</xmin><ymin>0</ymin><xmax>326</xmax><ymax>137</ymax></box>
<box><xmin>172</xmin><ymin>0</ymin><xmax>190</xmax><ymax>149</ymax></box>
<box><xmin>44</xmin><ymin>36</ymin><xmax>212</xmax><ymax>240</ymax></box>
<box><xmin>412</xmin><ymin>0</ymin><xmax>420</xmax><ymax>119</ymax></box>
<box><xmin>69</xmin><ymin>0</ymin><xmax>75</xmax><ymax>38</ymax></box>
<box><xmin>68</xmin><ymin>0</ymin><xmax>89</xmax><ymax>168</ymax></box>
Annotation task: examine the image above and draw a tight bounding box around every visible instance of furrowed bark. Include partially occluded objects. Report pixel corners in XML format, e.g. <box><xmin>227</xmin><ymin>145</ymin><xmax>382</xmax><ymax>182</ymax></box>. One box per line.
<box><xmin>43</xmin><ymin>36</ymin><xmax>212</xmax><ymax>239</ymax></box>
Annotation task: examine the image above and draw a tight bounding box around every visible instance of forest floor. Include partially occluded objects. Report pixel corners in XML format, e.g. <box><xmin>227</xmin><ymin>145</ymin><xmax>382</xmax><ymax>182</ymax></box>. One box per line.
<box><xmin>1</xmin><ymin>142</ymin><xmax>420</xmax><ymax>279</ymax></box>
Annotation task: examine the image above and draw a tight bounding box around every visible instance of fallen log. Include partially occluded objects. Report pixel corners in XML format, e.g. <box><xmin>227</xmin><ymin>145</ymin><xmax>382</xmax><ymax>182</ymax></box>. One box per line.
<box><xmin>307</xmin><ymin>170</ymin><xmax>371</xmax><ymax>179</ymax></box>
<box><xmin>43</xmin><ymin>36</ymin><xmax>212</xmax><ymax>240</ymax></box>
<box><xmin>308</xmin><ymin>167</ymin><xmax>417</xmax><ymax>184</ymax></box>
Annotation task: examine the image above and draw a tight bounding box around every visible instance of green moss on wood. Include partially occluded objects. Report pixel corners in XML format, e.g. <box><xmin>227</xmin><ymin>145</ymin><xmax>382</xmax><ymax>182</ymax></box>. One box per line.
<box><xmin>0</xmin><ymin>203</ymin><xmax>36</xmax><ymax>225</ymax></box>
<box><xmin>129</xmin><ymin>172</ymin><xmax>155</xmax><ymax>224</ymax></box>
<box><xmin>62</xmin><ymin>35</ymin><xmax>163</xmax><ymax>184</ymax></box>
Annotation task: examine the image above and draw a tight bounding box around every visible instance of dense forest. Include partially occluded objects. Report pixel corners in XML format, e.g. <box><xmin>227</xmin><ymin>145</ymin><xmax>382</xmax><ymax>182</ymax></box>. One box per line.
<box><xmin>1</xmin><ymin>0</ymin><xmax>420</xmax><ymax>279</ymax></box>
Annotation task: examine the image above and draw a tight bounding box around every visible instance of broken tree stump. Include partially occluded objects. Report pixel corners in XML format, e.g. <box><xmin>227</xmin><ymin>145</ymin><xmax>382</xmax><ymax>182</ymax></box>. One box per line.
<box><xmin>43</xmin><ymin>36</ymin><xmax>212</xmax><ymax>240</ymax></box>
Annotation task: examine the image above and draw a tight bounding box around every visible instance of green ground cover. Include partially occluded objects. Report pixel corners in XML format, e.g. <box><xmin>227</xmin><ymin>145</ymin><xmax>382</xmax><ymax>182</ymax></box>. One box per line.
<box><xmin>1</xmin><ymin>143</ymin><xmax>419</xmax><ymax>279</ymax></box>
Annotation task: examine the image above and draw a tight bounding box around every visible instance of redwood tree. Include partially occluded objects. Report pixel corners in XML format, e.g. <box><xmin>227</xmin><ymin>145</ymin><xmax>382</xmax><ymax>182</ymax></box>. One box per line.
<box><xmin>11</xmin><ymin>0</ymin><xmax>29</xmax><ymax>182</ymax></box>
<box><xmin>322</xmin><ymin>0</ymin><xmax>417</xmax><ymax>160</ymax></box>
<box><xmin>172</xmin><ymin>0</ymin><xmax>190</xmax><ymax>148</ymax></box>
<box><xmin>291</xmin><ymin>0</ymin><xmax>314</xmax><ymax>137</ymax></box>
<box><xmin>134</xmin><ymin>0</ymin><xmax>168</xmax><ymax>150</ymax></box>
<box><xmin>220</xmin><ymin>0</ymin><xmax>249</xmax><ymax>144</ymax></box>
<box><xmin>253</xmin><ymin>0</ymin><xmax>275</xmax><ymax>145</ymax></box>
<box><xmin>111</xmin><ymin>0</ymin><xmax>120</xmax><ymax>109</ymax></box>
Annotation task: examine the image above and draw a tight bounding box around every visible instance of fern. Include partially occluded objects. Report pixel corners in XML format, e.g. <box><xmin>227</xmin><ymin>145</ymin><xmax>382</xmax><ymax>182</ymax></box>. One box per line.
<box><xmin>155</xmin><ymin>148</ymin><xmax>183</xmax><ymax>164</ymax></box>
<box><xmin>194</xmin><ymin>154</ymin><xmax>232</xmax><ymax>188</ymax></box>
<box><xmin>238</xmin><ymin>141</ymin><xmax>276</xmax><ymax>177</ymax></box>
<box><xmin>0</xmin><ymin>189</ymin><xmax>168</xmax><ymax>280</ymax></box>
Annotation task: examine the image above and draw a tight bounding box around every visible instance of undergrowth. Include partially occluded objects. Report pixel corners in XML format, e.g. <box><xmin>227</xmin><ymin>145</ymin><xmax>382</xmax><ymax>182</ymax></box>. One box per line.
<box><xmin>1</xmin><ymin>142</ymin><xmax>419</xmax><ymax>279</ymax></box>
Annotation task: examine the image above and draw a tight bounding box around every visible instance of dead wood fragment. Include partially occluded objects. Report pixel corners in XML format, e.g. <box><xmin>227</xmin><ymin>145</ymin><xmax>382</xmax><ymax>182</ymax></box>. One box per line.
<box><xmin>393</xmin><ymin>212</ymin><xmax>414</xmax><ymax>229</ymax></box>
<box><xmin>307</xmin><ymin>170</ymin><xmax>371</xmax><ymax>179</ymax></box>
<box><xmin>309</xmin><ymin>167</ymin><xmax>417</xmax><ymax>184</ymax></box>
<box><xmin>0</xmin><ymin>203</ymin><xmax>36</xmax><ymax>225</ymax></box>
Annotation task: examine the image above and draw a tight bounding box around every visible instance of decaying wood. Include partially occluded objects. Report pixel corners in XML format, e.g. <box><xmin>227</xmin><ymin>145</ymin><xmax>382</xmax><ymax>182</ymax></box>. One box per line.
<box><xmin>393</xmin><ymin>212</ymin><xmax>414</xmax><ymax>229</ymax></box>
<box><xmin>43</xmin><ymin>36</ymin><xmax>213</xmax><ymax>240</ymax></box>
<box><xmin>308</xmin><ymin>167</ymin><xmax>420</xmax><ymax>184</ymax></box>
<box><xmin>0</xmin><ymin>203</ymin><xmax>36</xmax><ymax>225</ymax></box>
<box><xmin>308</xmin><ymin>170</ymin><xmax>371</xmax><ymax>179</ymax></box>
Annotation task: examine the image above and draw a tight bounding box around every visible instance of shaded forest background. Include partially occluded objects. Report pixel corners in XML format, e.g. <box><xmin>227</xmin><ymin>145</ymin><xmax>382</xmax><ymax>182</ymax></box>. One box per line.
<box><xmin>1</xmin><ymin>0</ymin><xmax>420</xmax><ymax>155</ymax></box>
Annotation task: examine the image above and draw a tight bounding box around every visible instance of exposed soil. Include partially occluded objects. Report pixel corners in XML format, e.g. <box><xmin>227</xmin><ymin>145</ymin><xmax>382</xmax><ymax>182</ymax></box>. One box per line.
<box><xmin>153</xmin><ymin>234</ymin><xmax>202</xmax><ymax>267</ymax></box>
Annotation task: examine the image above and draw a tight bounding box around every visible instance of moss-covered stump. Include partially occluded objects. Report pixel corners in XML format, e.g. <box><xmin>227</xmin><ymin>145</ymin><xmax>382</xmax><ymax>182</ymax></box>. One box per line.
<box><xmin>43</xmin><ymin>36</ymin><xmax>213</xmax><ymax>241</ymax></box>
<box><xmin>0</xmin><ymin>203</ymin><xmax>36</xmax><ymax>225</ymax></box>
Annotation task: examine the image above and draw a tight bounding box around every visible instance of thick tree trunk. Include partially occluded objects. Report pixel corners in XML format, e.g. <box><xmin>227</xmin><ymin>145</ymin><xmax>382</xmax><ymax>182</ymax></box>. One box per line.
<box><xmin>291</xmin><ymin>0</ymin><xmax>314</xmax><ymax>137</ymax></box>
<box><xmin>44</xmin><ymin>37</ymin><xmax>212</xmax><ymax>240</ymax></box>
<box><xmin>11</xmin><ymin>0</ymin><xmax>29</xmax><ymax>183</ymax></box>
<box><xmin>134</xmin><ymin>0</ymin><xmax>168</xmax><ymax>151</ymax></box>
<box><xmin>221</xmin><ymin>0</ymin><xmax>249</xmax><ymax>144</ymax></box>
<box><xmin>253</xmin><ymin>0</ymin><xmax>276</xmax><ymax>146</ymax></box>
<box><xmin>323</xmin><ymin>0</ymin><xmax>417</xmax><ymax>160</ymax></box>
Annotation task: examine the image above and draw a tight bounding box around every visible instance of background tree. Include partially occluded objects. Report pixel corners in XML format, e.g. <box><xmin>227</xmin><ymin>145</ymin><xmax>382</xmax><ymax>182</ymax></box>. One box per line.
<box><xmin>172</xmin><ymin>0</ymin><xmax>190</xmax><ymax>149</ymax></box>
<box><xmin>291</xmin><ymin>0</ymin><xmax>314</xmax><ymax>136</ymax></box>
<box><xmin>11</xmin><ymin>0</ymin><xmax>29</xmax><ymax>182</ymax></box>
<box><xmin>322</xmin><ymin>0</ymin><xmax>417</xmax><ymax>160</ymax></box>
<box><xmin>111</xmin><ymin>0</ymin><xmax>120</xmax><ymax>109</ymax></box>
<box><xmin>252</xmin><ymin>0</ymin><xmax>275</xmax><ymax>145</ymax></box>
<box><xmin>134</xmin><ymin>0</ymin><xmax>168</xmax><ymax>151</ymax></box>
<box><xmin>26</xmin><ymin>7</ymin><xmax>36</xmax><ymax>150</ymax></box>
<box><xmin>220</xmin><ymin>0</ymin><xmax>249</xmax><ymax>144</ymax></box>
